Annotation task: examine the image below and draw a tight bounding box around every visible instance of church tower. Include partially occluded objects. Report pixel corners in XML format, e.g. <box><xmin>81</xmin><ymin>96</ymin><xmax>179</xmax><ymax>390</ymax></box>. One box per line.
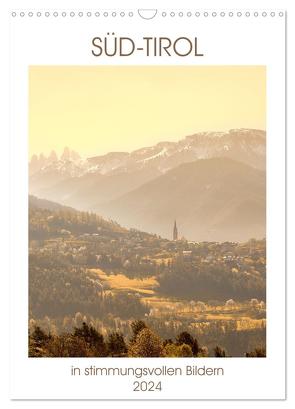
<box><xmin>173</xmin><ymin>220</ymin><xmax>178</xmax><ymax>241</ymax></box>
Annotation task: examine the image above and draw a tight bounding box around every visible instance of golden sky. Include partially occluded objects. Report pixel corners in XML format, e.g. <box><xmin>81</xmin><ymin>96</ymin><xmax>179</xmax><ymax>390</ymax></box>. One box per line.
<box><xmin>29</xmin><ymin>66</ymin><xmax>266</xmax><ymax>158</ymax></box>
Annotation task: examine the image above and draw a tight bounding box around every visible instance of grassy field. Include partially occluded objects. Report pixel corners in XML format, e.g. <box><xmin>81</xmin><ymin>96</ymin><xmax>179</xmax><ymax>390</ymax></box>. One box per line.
<box><xmin>91</xmin><ymin>268</ymin><xmax>159</xmax><ymax>295</ymax></box>
<box><xmin>90</xmin><ymin>269</ymin><xmax>266</xmax><ymax>332</ymax></box>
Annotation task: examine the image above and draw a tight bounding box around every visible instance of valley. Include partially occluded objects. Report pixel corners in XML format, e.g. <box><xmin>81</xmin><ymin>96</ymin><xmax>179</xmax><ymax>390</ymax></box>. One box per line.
<box><xmin>29</xmin><ymin>128</ymin><xmax>266</xmax><ymax>242</ymax></box>
<box><xmin>29</xmin><ymin>196</ymin><xmax>266</xmax><ymax>356</ymax></box>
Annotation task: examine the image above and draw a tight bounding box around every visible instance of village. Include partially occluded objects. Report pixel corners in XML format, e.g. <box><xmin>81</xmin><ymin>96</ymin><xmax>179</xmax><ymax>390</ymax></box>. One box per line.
<box><xmin>29</xmin><ymin>222</ymin><xmax>266</xmax><ymax>283</ymax></box>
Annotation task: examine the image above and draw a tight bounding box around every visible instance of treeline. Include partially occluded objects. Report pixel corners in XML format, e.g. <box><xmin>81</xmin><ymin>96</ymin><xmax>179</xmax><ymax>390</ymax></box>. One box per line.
<box><xmin>143</xmin><ymin>316</ymin><xmax>266</xmax><ymax>357</ymax></box>
<box><xmin>29</xmin><ymin>207</ymin><xmax>125</xmax><ymax>240</ymax></box>
<box><xmin>29</xmin><ymin>204</ymin><xmax>266</xmax><ymax>302</ymax></box>
<box><xmin>158</xmin><ymin>259</ymin><xmax>265</xmax><ymax>301</ymax></box>
<box><xmin>29</xmin><ymin>264</ymin><xmax>149</xmax><ymax>319</ymax></box>
<box><xmin>29</xmin><ymin>320</ymin><xmax>266</xmax><ymax>358</ymax></box>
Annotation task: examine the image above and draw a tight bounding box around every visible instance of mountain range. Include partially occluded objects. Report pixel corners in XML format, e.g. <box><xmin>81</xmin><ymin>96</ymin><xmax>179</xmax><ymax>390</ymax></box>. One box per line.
<box><xmin>29</xmin><ymin>128</ymin><xmax>266</xmax><ymax>241</ymax></box>
<box><xmin>97</xmin><ymin>158</ymin><xmax>265</xmax><ymax>242</ymax></box>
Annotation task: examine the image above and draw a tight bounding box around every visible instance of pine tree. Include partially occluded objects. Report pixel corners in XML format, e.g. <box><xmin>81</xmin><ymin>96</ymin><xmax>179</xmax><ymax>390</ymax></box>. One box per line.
<box><xmin>214</xmin><ymin>345</ymin><xmax>226</xmax><ymax>357</ymax></box>
<box><xmin>107</xmin><ymin>332</ymin><xmax>127</xmax><ymax>357</ymax></box>
<box><xmin>128</xmin><ymin>328</ymin><xmax>163</xmax><ymax>357</ymax></box>
<box><xmin>176</xmin><ymin>331</ymin><xmax>199</xmax><ymax>356</ymax></box>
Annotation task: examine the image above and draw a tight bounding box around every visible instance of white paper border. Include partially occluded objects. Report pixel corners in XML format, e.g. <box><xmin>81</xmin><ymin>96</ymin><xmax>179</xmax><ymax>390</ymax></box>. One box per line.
<box><xmin>9</xmin><ymin>9</ymin><xmax>285</xmax><ymax>400</ymax></box>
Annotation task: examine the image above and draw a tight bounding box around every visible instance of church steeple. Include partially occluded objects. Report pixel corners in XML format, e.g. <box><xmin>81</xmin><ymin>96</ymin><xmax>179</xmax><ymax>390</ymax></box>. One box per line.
<box><xmin>173</xmin><ymin>220</ymin><xmax>178</xmax><ymax>241</ymax></box>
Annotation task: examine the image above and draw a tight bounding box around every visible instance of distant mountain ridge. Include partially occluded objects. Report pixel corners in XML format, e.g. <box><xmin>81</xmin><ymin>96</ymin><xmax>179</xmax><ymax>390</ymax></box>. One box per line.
<box><xmin>87</xmin><ymin>128</ymin><xmax>265</xmax><ymax>174</ymax></box>
<box><xmin>30</xmin><ymin>128</ymin><xmax>265</xmax><ymax>180</ymax></box>
<box><xmin>29</xmin><ymin>128</ymin><xmax>265</xmax><ymax>205</ymax></box>
<box><xmin>29</xmin><ymin>129</ymin><xmax>266</xmax><ymax>241</ymax></box>
<box><xmin>97</xmin><ymin>158</ymin><xmax>266</xmax><ymax>242</ymax></box>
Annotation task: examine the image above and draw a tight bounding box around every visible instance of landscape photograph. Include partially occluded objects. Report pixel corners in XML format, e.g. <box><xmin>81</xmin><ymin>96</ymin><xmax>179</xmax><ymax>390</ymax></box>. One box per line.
<box><xmin>29</xmin><ymin>65</ymin><xmax>266</xmax><ymax>358</ymax></box>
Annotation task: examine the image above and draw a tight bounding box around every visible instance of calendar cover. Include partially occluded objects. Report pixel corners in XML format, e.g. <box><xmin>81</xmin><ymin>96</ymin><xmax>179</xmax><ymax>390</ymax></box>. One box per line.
<box><xmin>9</xmin><ymin>6</ymin><xmax>285</xmax><ymax>400</ymax></box>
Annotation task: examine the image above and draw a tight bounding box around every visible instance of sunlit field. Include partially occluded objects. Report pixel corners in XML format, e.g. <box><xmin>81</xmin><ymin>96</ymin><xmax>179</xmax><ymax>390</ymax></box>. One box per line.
<box><xmin>91</xmin><ymin>269</ymin><xmax>265</xmax><ymax>333</ymax></box>
<box><xmin>93</xmin><ymin>269</ymin><xmax>158</xmax><ymax>295</ymax></box>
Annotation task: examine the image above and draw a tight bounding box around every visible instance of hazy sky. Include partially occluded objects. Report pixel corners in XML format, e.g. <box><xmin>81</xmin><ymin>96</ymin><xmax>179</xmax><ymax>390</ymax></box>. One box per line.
<box><xmin>29</xmin><ymin>66</ymin><xmax>266</xmax><ymax>158</ymax></box>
